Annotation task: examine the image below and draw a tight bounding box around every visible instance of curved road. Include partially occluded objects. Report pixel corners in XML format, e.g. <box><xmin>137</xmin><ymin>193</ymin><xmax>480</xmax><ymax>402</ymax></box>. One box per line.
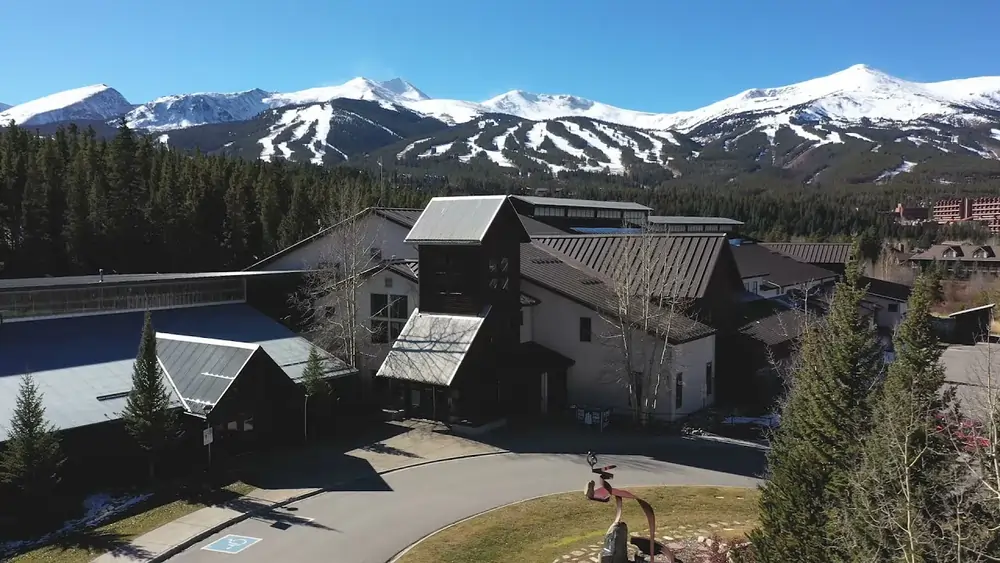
<box><xmin>166</xmin><ymin>447</ymin><xmax>762</xmax><ymax>563</ymax></box>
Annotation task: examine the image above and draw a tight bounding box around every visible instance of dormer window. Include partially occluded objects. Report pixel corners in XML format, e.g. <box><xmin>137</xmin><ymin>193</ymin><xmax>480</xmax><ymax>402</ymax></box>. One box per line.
<box><xmin>943</xmin><ymin>245</ymin><xmax>963</xmax><ymax>259</ymax></box>
<box><xmin>973</xmin><ymin>246</ymin><xmax>995</xmax><ymax>259</ymax></box>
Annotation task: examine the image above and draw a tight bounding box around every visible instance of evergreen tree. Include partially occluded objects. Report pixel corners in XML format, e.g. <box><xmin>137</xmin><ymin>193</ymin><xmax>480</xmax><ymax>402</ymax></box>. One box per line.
<box><xmin>279</xmin><ymin>178</ymin><xmax>312</xmax><ymax>249</ymax></box>
<box><xmin>841</xmin><ymin>274</ymin><xmax>961</xmax><ymax>562</ymax></box>
<box><xmin>0</xmin><ymin>375</ymin><xmax>64</xmax><ymax>506</ymax></box>
<box><xmin>750</xmin><ymin>247</ymin><xmax>884</xmax><ymax>563</ymax></box>
<box><xmin>302</xmin><ymin>346</ymin><xmax>329</xmax><ymax>399</ymax></box>
<box><xmin>122</xmin><ymin>311</ymin><xmax>176</xmax><ymax>480</ymax></box>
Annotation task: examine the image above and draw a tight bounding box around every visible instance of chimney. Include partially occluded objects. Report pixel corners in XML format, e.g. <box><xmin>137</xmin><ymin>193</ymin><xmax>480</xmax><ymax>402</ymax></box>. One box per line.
<box><xmin>99</xmin><ymin>268</ymin><xmax>104</xmax><ymax>283</ymax></box>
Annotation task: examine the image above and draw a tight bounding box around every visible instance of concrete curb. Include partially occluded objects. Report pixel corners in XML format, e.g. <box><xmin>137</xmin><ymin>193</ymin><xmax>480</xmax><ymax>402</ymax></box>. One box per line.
<box><xmin>144</xmin><ymin>450</ymin><xmax>508</xmax><ymax>563</ymax></box>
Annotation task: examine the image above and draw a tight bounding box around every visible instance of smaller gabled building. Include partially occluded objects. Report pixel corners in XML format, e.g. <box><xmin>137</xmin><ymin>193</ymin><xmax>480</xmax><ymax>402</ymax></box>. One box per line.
<box><xmin>731</xmin><ymin>241</ymin><xmax>839</xmax><ymax>298</ymax></box>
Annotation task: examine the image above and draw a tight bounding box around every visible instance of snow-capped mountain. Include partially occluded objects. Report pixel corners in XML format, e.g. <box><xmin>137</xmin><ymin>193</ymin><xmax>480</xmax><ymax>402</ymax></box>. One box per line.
<box><xmin>125</xmin><ymin>89</ymin><xmax>274</xmax><ymax>132</ymax></box>
<box><xmin>6</xmin><ymin>64</ymin><xmax>1000</xmax><ymax>185</ymax></box>
<box><xmin>0</xmin><ymin>84</ymin><xmax>133</xmax><ymax>126</ymax></box>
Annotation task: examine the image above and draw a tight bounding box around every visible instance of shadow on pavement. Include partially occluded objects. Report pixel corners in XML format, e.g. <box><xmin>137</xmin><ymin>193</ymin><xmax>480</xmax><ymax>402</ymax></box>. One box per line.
<box><xmin>469</xmin><ymin>420</ymin><xmax>767</xmax><ymax>480</ymax></box>
<box><xmin>231</xmin><ymin>421</ymin><xmax>406</xmax><ymax>493</ymax></box>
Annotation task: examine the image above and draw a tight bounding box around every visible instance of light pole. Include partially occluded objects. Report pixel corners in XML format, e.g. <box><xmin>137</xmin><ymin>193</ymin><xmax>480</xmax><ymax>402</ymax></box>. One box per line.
<box><xmin>204</xmin><ymin>405</ymin><xmax>214</xmax><ymax>469</ymax></box>
<box><xmin>303</xmin><ymin>392</ymin><xmax>309</xmax><ymax>442</ymax></box>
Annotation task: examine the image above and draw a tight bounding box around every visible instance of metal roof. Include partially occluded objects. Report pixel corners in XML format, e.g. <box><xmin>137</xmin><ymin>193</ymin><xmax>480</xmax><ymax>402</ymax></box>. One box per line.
<box><xmin>909</xmin><ymin>244</ymin><xmax>1000</xmax><ymax>262</ymax></box>
<box><xmin>518</xmin><ymin>214</ymin><xmax>571</xmax><ymax>236</ymax></box>
<box><xmin>860</xmin><ymin>276</ymin><xmax>912</xmax><ymax>302</ymax></box>
<box><xmin>0</xmin><ymin>269</ymin><xmax>304</xmax><ymax>292</ymax></box>
<box><xmin>512</xmin><ymin>195</ymin><xmax>652</xmax><ymax>212</ymax></box>
<box><xmin>533</xmin><ymin>234</ymin><xmax>729</xmax><ymax>300</ymax></box>
<box><xmin>738</xmin><ymin>300</ymin><xmax>810</xmax><ymax>347</ymax></box>
<box><xmin>376</xmin><ymin>308</ymin><xmax>488</xmax><ymax>386</ymax></box>
<box><xmin>405</xmin><ymin>196</ymin><xmax>528</xmax><ymax>245</ymax></box>
<box><xmin>648</xmin><ymin>216</ymin><xmax>745</xmax><ymax>226</ymax></box>
<box><xmin>731</xmin><ymin>243</ymin><xmax>839</xmax><ymax>288</ymax></box>
<box><xmin>762</xmin><ymin>242</ymin><xmax>854</xmax><ymax>265</ymax></box>
<box><xmin>520</xmin><ymin>243</ymin><xmax>714</xmax><ymax>344</ymax></box>
<box><xmin>0</xmin><ymin>304</ymin><xmax>353</xmax><ymax>440</ymax></box>
<box><xmin>156</xmin><ymin>334</ymin><xmax>257</xmax><ymax>415</ymax></box>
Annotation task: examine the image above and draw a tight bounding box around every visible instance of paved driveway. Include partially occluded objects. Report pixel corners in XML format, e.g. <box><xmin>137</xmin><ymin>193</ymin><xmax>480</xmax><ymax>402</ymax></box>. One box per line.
<box><xmin>166</xmin><ymin>447</ymin><xmax>762</xmax><ymax>563</ymax></box>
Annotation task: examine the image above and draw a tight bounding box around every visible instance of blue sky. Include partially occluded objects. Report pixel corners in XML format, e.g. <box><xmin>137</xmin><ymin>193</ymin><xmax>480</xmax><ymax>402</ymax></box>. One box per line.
<box><xmin>3</xmin><ymin>0</ymin><xmax>999</xmax><ymax>112</ymax></box>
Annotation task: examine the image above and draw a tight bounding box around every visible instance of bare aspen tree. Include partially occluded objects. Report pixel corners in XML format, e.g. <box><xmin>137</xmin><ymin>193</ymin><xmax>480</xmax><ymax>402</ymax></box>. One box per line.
<box><xmin>294</xmin><ymin>180</ymin><xmax>380</xmax><ymax>374</ymax></box>
<box><xmin>600</xmin><ymin>227</ymin><xmax>690</xmax><ymax>424</ymax></box>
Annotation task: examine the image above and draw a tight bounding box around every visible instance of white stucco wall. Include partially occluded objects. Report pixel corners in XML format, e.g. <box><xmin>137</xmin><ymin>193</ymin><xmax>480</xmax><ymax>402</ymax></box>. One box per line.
<box><xmin>866</xmin><ymin>295</ymin><xmax>908</xmax><ymax>331</ymax></box>
<box><xmin>261</xmin><ymin>213</ymin><xmax>416</xmax><ymax>271</ymax></box>
<box><xmin>523</xmin><ymin>279</ymin><xmax>716</xmax><ymax>421</ymax></box>
<box><xmin>341</xmin><ymin>269</ymin><xmax>420</xmax><ymax>378</ymax></box>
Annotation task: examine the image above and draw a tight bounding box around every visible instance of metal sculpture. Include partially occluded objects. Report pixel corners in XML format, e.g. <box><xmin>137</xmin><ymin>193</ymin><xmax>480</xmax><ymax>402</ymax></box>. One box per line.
<box><xmin>585</xmin><ymin>452</ymin><xmax>675</xmax><ymax>563</ymax></box>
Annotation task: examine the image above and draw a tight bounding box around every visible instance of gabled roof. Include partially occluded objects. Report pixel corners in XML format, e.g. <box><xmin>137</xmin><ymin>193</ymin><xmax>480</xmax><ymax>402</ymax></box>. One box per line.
<box><xmin>511</xmin><ymin>195</ymin><xmax>652</xmax><ymax>212</ymax></box>
<box><xmin>0</xmin><ymin>304</ymin><xmax>354</xmax><ymax>441</ymax></box>
<box><xmin>244</xmin><ymin>207</ymin><xmax>423</xmax><ymax>270</ymax></box>
<box><xmin>737</xmin><ymin>300</ymin><xmax>810</xmax><ymax>347</ymax></box>
<box><xmin>376</xmin><ymin>308</ymin><xmax>489</xmax><ymax>386</ymax></box>
<box><xmin>648</xmin><ymin>216</ymin><xmax>744</xmax><ymax>226</ymax></box>
<box><xmin>532</xmin><ymin>233</ymin><xmax>730</xmax><ymax>300</ymax></box>
<box><xmin>155</xmin><ymin>333</ymin><xmax>258</xmax><ymax>416</ymax></box>
<box><xmin>909</xmin><ymin>244</ymin><xmax>1000</xmax><ymax>262</ymax></box>
<box><xmin>731</xmin><ymin>243</ymin><xmax>839</xmax><ymax>288</ymax></box>
<box><xmin>518</xmin><ymin>214</ymin><xmax>571</xmax><ymax>237</ymax></box>
<box><xmin>762</xmin><ymin>242</ymin><xmax>854</xmax><ymax>265</ymax></box>
<box><xmin>521</xmin><ymin>243</ymin><xmax>714</xmax><ymax>344</ymax></box>
<box><xmin>405</xmin><ymin>196</ymin><xmax>529</xmax><ymax>245</ymax></box>
<box><xmin>860</xmin><ymin>276</ymin><xmax>912</xmax><ymax>303</ymax></box>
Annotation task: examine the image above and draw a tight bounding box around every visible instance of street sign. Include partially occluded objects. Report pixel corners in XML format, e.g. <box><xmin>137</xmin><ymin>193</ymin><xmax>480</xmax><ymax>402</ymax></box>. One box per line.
<box><xmin>203</xmin><ymin>427</ymin><xmax>214</xmax><ymax>446</ymax></box>
<box><xmin>201</xmin><ymin>534</ymin><xmax>261</xmax><ymax>554</ymax></box>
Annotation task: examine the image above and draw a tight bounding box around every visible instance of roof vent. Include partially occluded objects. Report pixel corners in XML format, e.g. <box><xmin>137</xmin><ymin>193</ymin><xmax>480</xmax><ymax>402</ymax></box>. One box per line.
<box><xmin>580</xmin><ymin>278</ymin><xmax>603</xmax><ymax>286</ymax></box>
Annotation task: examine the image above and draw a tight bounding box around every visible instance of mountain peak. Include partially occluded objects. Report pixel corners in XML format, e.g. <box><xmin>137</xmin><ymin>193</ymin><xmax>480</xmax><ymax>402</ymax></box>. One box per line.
<box><xmin>0</xmin><ymin>83</ymin><xmax>131</xmax><ymax>126</ymax></box>
<box><xmin>378</xmin><ymin>78</ymin><xmax>429</xmax><ymax>101</ymax></box>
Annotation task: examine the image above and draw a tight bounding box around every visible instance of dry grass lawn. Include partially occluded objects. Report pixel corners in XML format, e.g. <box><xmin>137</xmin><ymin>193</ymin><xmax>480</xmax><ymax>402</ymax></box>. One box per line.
<box><xmin>398</xmin><ymin>486</ymin><xmax>758</xmax><ymax>563</ymax></box>
<box><xmin>9</xmin><ymin>481</ymin><xmax>255</xmax><ymax>563</ymax></box>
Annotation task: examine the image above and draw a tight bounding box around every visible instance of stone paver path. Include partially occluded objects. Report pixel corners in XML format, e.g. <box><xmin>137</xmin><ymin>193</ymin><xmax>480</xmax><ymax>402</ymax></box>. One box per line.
<box><xmin>554</xmin><ymin>521</ymin><xmax>750</xmax><ymax>563</ymax></box>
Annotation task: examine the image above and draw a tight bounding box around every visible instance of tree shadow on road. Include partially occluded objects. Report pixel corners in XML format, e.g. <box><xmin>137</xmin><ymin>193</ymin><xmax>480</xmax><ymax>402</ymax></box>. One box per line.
<box><xmin>464</xmin><ymin>420</ymin><xmax>767</xmax><ymax>480</ymax></box>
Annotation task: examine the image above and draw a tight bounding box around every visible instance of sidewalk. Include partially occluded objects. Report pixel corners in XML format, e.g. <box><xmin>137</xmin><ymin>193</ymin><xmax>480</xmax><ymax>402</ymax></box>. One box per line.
<box><xmin>91</xmin><ymin>420</ymin><xmax>505</xmax><ymax>563</ymax></box>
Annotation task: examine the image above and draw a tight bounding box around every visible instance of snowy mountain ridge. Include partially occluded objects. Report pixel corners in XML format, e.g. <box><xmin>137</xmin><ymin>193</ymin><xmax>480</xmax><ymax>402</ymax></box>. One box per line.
<box><xmin>5</xmin><ymin>64</ymin><xmax>1000</xmax><ymax>134</ymax></box>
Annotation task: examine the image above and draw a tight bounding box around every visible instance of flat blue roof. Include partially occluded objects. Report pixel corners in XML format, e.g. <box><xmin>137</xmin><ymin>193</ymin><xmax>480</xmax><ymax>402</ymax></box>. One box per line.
<box><xmin>0</xmin><ymin>304</ymin><xmax>352</xmax><ymax>440</ymax></box>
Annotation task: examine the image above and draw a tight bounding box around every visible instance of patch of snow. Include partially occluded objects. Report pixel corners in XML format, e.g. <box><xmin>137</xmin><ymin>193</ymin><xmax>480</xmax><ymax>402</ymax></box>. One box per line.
<box><xmin>397</xmin><ymin>137</ymin><xmax>432</xmax><ymax>159</ymax></box>
<box><xmin>157</xmin><ymin>134</ymin><xmax>169</xmax><ymax>146</ymax></box>
<box><xmin>844</xmin><ymin>131</ymin><xmax>874</xmax><ymax>142</ymax></box>
<box><xmin>991</xmin><ymin>128</ymin><xmax>1000</xmax><ymax>142</ymax></box>
<box><xmin>875</xmin><ymin>160</ymin><xmax>917</xmax><ymax>184</ymax></box>
<box><xmin>525</xmin><ymin>122</ymin><xmax>548</xmax><ymax>152</ymax></box>
<box><xmin>0</xmin><ymin>492</ymin><xmax>152</xmax><ymax>559</ymax></box>
<box><xmin>871</xmin><ymin>144</ymin><xmax>882</xmax><ymax>152</ymax></box>
<box><xmin>417</xmin><ymin>142</ymin><xmax>454</xmax><ymax>158</ymax></box>
<box><xmin>724</xmin><ymin>414</ymin><xmax>780</xmax><ymax>428</ymax></box>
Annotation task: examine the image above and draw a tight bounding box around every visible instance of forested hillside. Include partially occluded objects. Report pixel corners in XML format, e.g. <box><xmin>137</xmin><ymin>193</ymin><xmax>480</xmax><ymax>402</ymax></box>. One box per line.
<box><xmin>0</xmin><ymin>122</ymin><xmax>995</xmax><ymax>278</ymax></box>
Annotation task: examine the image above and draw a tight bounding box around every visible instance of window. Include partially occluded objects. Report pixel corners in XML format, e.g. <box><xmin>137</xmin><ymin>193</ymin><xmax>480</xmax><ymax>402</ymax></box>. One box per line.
<box><xmin>705</xmin><ymin>362</ymin><xmax>713</xmax><ymax>396</ymax></box>
<box><xmin>384</xmin><ymin>276</ymin><xmax>393</xmax><ymax>288</ymax></box>
<box><xmin>579</xmin><ymin>317</ymin><xmax>592</xmax><ymax>342</ymax></box>
<box><xmin>596</xmin><ymin>208</ymin><xmax>621</xmax><ymax>219</ymax></box>
<box><xmin>370</xmin><ymin>293</ymin><xmax>409</xmax><ymax>343</ymax></box>
<box><xmin>535</xmin><ymin>206</ymin><xmax>564</xmax><ymax>217</ymax></box>
<box><xmin>567</xmin><ymin>207</ymin><xmax>594</xmax><ymax>218</ymax></box>
<box><xmin>887</xmin><ymin>303</ymin><xmax>899</xmax><ymax>313</ymax></box>
<box><xmin>370</xmin><ymin>247</ymin><xmax>383</xmax><ymax>261</ymax></box>
<box><xmin>675</xmin><ymin>373</ymin><xmax>684</xmax><ymax>409</ymax></box>
<box><xmin>520</xmin><ymin>309</ymin><xmax>524</xmax><ymax>326</ymax></box>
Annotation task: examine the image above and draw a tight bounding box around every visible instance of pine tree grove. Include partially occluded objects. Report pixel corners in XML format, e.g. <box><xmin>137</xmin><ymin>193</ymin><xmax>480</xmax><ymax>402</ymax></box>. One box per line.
<box><xmin>750</xmin><ymin>247</ymin><xmax>884</xmax><ymax>563</ymax></box>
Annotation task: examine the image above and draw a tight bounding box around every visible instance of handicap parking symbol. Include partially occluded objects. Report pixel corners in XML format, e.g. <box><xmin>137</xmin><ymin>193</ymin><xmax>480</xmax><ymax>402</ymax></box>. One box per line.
<box><xmin>201</xmin><ymin>534</ymin><xmax>262</xmax><ymax>554</ymax></box>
